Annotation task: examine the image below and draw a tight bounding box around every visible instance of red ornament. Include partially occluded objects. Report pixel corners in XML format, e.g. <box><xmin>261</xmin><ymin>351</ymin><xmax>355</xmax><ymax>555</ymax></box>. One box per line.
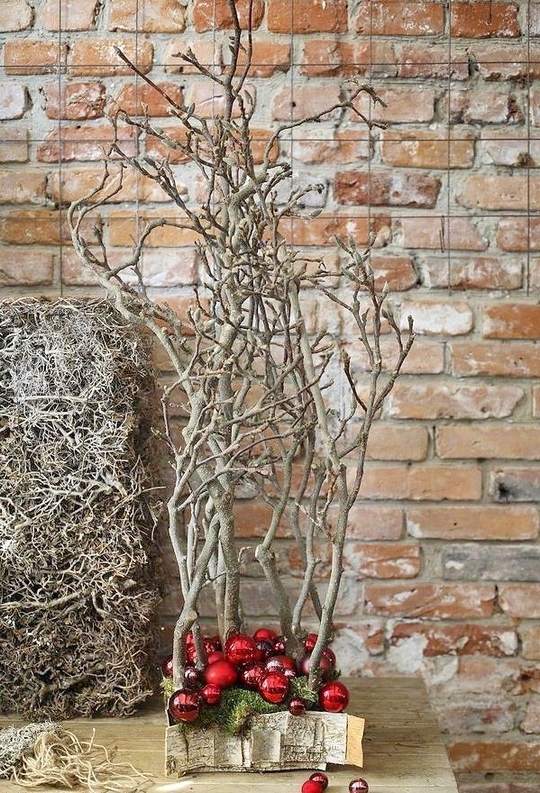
<box><xmin>288</xmin><ymin>697</ymin><xmax>306</xmax><ymax>716</ymax></box>
<box><xmin>349</xmin><ymin>779</ymin><xmax>369</xmax><ymax>793</ymax></box>
<box><xmin>204</xmin><ymin>659</ymin><xmax>238</xmax><ymax>688</ymax></box>
<box><xmin>309</xmin><ymin>772</ymin><xmax>329</xmax><ymax>790</ymax></box>
<box><xmin>301</xmin><ymin>781</ymin><xmax>324</xmax><ymax>793</ymax></box>
<box><xmin>224</xmin><ymin>633</ymin><xmax>258</xmax><ymax>665</ymax></box>
<box><xmin>253</xmin><ymin>627</ymin><xmax>277</xmax><ymax>642</ymax></box>
<box><xmin>298</xmin><ymin>652</ymin><xmax>334</xmax><ymax>681</ymax></box>
<box><xmin>318</xmin><ymin>680</ymin><xmax>349</xmax><ymax>713</ymax></box>
<box><xmin>207</xmin><ymin>650</ymin><xmax>225</xmax><ymax>664</ymax></box>
<box><xmin>239</xmin><ymin>661</ymin><xmax>265</xmax><ymax>690</ymax></box>
<box><xmin>272</xmin><ymin>635</ymin><xmax>286</xmax><ymax>654</ymax></box>
<box><xmin>161</xmin><ymin>655</ymin><xmax>173</xmax><ymax>677</ymax></box>
<box><xmin>259</xmin><ymin>671</ymin><xmax>290</xmax><ymax>704</ymax></box>
<box><xmin>303</xmin><ymin>632</ymin><xmax>319</xmax><ymax>651</ymax></box>
<box><xmin>168</xmin><ymin>689</ymin><xmax>201</xmax><ymax>723</ymax></box>
<box><xmin>200</xmin><ymin>683</ymin><xmax>222</xmax><ymax>705</ymax></box>
<box><xmin>265</xmin><ymin>654</ymin><xmax>297</xmax><ymax>678</ymax></box>
<box><xmin>255</xmin><ymin>639</ymin><xmax>274</xmax><ymax>660</ymax></box>
<box><xmin>184</xmin><ymin>666</ymin><xmax>202</xmax><ymax>687</ymax></box>
<box><xmin>322</xmin><ymin>646</ymin><xmax>336</xmax><ymax>667</ymax></box>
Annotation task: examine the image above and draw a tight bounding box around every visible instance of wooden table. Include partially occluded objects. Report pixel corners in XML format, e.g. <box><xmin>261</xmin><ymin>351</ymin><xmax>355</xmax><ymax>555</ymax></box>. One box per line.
<box><xmin>0</xmin><ymin>677</ymin><xmax>458</xmax><ymax>792</ymax></box>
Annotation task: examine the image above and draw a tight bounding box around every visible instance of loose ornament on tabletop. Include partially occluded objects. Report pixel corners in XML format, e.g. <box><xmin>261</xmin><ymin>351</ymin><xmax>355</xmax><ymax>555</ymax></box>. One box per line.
<box><xmin>168</xmin><ymin>690</ymin><xmax>201</xmax><ymax>723</ymax></box>
<box><xmin>318</xmin><ymin>680</ymin><xmax>349</xmax><ymax>713</ymax></box>
<box><xmin>349</xmin><ymin>779</ymin><xmax>369</xmax><ymax>793</ymax></box>
<box><xmin>301</xmin><ymin>780</ymin><xmax>325</xmax><ymax>793</ymax></box>
<box><xmin>309</xmin><ymin>772</ymin><xmax>329</xmax><ymax>790</ymax></box>
<box><xmin>259</xmin><ymin>670</ymin><xmax>290</xmax><ymax>703</ymax></box>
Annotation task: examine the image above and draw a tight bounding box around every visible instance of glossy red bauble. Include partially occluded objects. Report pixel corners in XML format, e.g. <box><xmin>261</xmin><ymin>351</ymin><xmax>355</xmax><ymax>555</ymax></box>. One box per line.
<box><xmin>207</xmin><ymin>650</ymin><xmax>225</xmax><ymax>664</ymax></box>
<box><xmin>204</xmin><ymin>659</ymin><xmax>238</xmax><ymax>688</ymax></box>
<box><xmin>318</xmin><ymin>680</ymin><xmax>349</xmax><ymax>713</ymax></box>
<box><xmin>200</xmin><ymin>683</ymin><xmax>222</xmax><ymax>706</ymax></box>
<box><xmin>255</xmin><ymin>639</ymin><xmax>274</xmax><ymax>660</ymax></box>
<box><xmin>309</xmin><ymin>772</ymin><xmax>329</xmax><ymax>790</ymax></box>
<box><xmin>224</xmin><ymin>633</ymin><xmax>258</xmax><ymax>665</ymax></box>
<box><xmin>298</xmin><ymin>652</ymin><xmax>334</xmax><ymax>681</ymax></box>
<box><xmin>253</xmin><ymin>627</ymin><xmax>277</xmax><ymax>642</ymax></box>
<box><xmin>301</xmin><ymin>781</ymin><xmax>324</xmax><ymax>793</ymax></box>
<box><xmin>168</xmin><ymin>689</ymin><xmax>201</xmax><ymax>723</ymax></box>
<box><xmin>288</xmin><ymin>697</ymin><xmax>306</xmax><ymax>716</ymax></box>
<box><xmin>272</xmin><ymin>635</ymin><xmax>286</xmax><ymax>654</ymax></box>
<box><xmin>303</xmin><ymin>632</ymin><xmax>319</xmax><ymax>651</ymax></box>
<box><xmin>349</xmin><ymin>779</ymin><xmax>369</xmax><ymax>793</ymax></box>
<box><xmin>161</xmin><ymin>655</ymin><xmax>173</xmax><ymax>678</ymax></box>
<box><xmin>184</xmin><ymin>666</ymin><xmax>203</xmax><ymax>687</ymax></box>
<box><xmin>239</xmin><ymin>661</ymin><xmax>265</xmax><ymax>690</ymax></box>
<box><xmin>265</xmin><ymin>654</ymin><xmax>297</xmax><ymax>678</ymax></box>
<box><xmin>258</xmin><ymin>671</ymin><xmax>290</xmax><ymax>704</ymax></box>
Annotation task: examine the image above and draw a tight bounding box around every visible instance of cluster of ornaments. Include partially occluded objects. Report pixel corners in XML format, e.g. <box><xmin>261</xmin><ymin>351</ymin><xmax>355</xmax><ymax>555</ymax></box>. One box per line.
<box><xmin>163</xmin><ymin>628</ymin><xmax>350</xmax><ymax>725</ymax></box>
<box><xmin>301</xmin><ymin>773</ymin><xmax>369</xmax><ymax>793</ymax></box>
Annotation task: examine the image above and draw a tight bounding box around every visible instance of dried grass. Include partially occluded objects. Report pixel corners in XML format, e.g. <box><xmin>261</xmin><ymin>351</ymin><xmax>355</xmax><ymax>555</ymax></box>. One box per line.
<box><xmin>0</xmin><ymin>298</ymin><xmax>162</xmax><ymax>718</ymax></box>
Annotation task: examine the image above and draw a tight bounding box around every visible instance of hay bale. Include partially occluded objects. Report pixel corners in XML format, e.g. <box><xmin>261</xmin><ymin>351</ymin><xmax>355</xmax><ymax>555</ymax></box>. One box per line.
<box><xmin>0</xmin><ymin>298</ymin><xmax>161</xmax><ymax>718</ymax></box>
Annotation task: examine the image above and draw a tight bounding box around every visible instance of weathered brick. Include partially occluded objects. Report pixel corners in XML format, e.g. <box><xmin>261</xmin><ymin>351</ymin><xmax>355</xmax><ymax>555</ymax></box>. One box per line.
<box><xmin>397</xmin><ymin>44</ymin><xmax>469</xmax><ymax>79</ymax></box>
<box><xmin>268</xmin><ymin>0</ymin><xmax>348</xmax><ymax>33</ymax></box>
<box><xmin>0</xmin><ymin>0</ymin><xmax>32</xmax><ymax>31</ymax></box>
<box><xmin>443</xmin><ymin>544</ymin><xmax>540</xmax><ymax>582</ymax></box>
<box><xmin>521</xmin><ymin>695</ymin><xmax>540</xmax><ymax>733</ymax></box>
<box><xmin>109</xmin><ymin>211</ymin><xmax>202</xmax><ymax>247</ymax></box>
<box><xmin>483</xmin><ymin>303</ymin><xmax>540</xmax><ymax>339</ymax></box>
<box><xmin>451</xmin><ymin>1</ymin><xmax>520</xmax><ymax>38</ymax></box>
<box><xmin>164</xmin><ymin>40</ymin><xmax>221</xmax><ymax>74</ymax></box>
<box><xmin>399</xmin><ymin>299</ymin><xmax>474</xmax><ymax>335</ymax></box>
<box><xmin>360</xmin><ymin>464</ymin><xmax>482</xmax><ymax>500</ymax></box>
<box><xmin>380</xmin><ymin>128</ymin><xmax>475</xmax><ymax>169</ymax></box>
<box><xmin>43</xmin><ymin>81</ymin><xmax>106</xmax><ymax>120</ymax></box>
<box><xmin>112</xmin><ymin>81</ymin><xmax>184</xmax><ymax>117</ymax></box>
<box><xmin>366</xmin><ymin>424</ymin><xmax>429</xmax><ymax>461</ymax></box>
<box><xmin>437</xmin><ymin>700</ymin><xmax>517</xmax><ymax>734</ymax></box>
<box><xmin>0</xmin><ymin>169</ymin><xmax>46</xmax><ymax>204</ymax></box>
<box><xmin>331</xmin><ymin>624</ymin><xmax>386</xmax><ymax>671</ymax></box>
<box><xmin>193</xmin><ymin>0</ymin><xmax>264</xmax><ymax>31</ymax></box>
<box><xmin>460</xmin><ymin>175</ymin><xmax>540</xmax><ymax>211</ymax></box>
<box><xmin>521</xmin><ymin>625</ymin><xmax>540</xmax><ymax>660</ymax></box>
<box><xmin>186</xmin><ymin>81</ymin><xmax>257</xmax><ymax>119</ymax></box>
<box><xmin>69</xmin><ymin>39</ymin><xmax>153</xmax><ymax>77</ymax></box>
<box><xmin>343</xmin><ymin>541</ymin><xmax>421</xmax><ymax>579</ymax></box>
<box><xmin>447</xmin><ymin>85</ymin><xmax>524</xmax><ymax>125</ymax></box>
<box><xmin>334</xmin><ymin>170</ymin><xmax>441</xmax><ymax>208</ymax></box>
<box><xmin>109</xmin><ymin>0</ymin><xmax>185</xmax><ymax>32</ymax></box>
<box><xmin>448</xmin><ymin>739</ymin><xmax>540</xmax><ymax>773</ymax></box>
<box><xmin>437</xmin><ymin>424</ymin><xmax>540</xmax><ymax>460</ymax></box>
<box><xmin>390</xmin><ymin>621</ymin><xmax>518</xmax><ymax>657</ymax></box>
<box><xmin>407</xmin><ymin>505</ymin><xmax>538</xmax><ymax>541</ymax></box>
<box><xmin>61</xmin><ymin>247</ymin><xmax>198</xmax><ymax>287</ymax></box>
<box><xmin>0</xmin><ymin>84</ymin><xmax>27</xmax><ymax>120</ymax></box>
<box><xmin>451</xmin><ymin>341</ymin><xmax>540</xmax><ymax>377</ymax></box>
<box><xmin>499</xmin><ymin>584</ymin><xmax>540</xmax><ymax>618</ymax></box>
<box><xmin>330</xmin><ymin>504</ymin><xmax>404</xmax><ymax>541</ymax></box>
<box><xmin>472</xmin><ymin>43</ymin><xmax>540</xmax><ymax>81</ymax></box>
<box><xmin>301</xmin><ymin>39</ymin><xmax>397</xmax><ymax>78</ymax></box>
<box><xmin>288</xmin><ymin>127</ymin><xmax>371</xmax><ymax>166</ymax></box>
<box><xmin>398</xmin><ymin>217</ymin><xmax>487</xmax><ymax>251</ymax></box>
<box><xmin>422</xmin><ymin>256</ymin><xmax>522</xmax><ymax>290</ymax></box>
<box><xmin>39</xmin><ymin>0</ymin><xmax>99</xmax><ymax>30</ymax></box>
<box><xmin>0</xmin><ymin>249</ymin><xmax>54</xmax><ymax>285</ymax></box>
<box><xmin>272</xmin><ymin>84</ymin><xmax>341</xmax><ymax>121</ymax></box>
<box><xmin>354</xmin><ymin>86</ymin><xmax>436</xmax><ymax>124</ymax></box>
<box><xmin>0</xmin><ymin>209</ymin><xmax>63</xmax><ymax>244</ymax></box>
<box><xmin>37</xmin><ymin>123</ymin><xmax>136</xmax><ymax>162</ymax></box>
<box><xmin>364</xmin><ymin>582</ymin><xmax>496</xmax><ymax>618</ymax></box>
<box><xmin>279</xmin><ymin>213</ymin><xmax>389</xmax><ymax>248</ymax></box>
<box><xmin>356</xmin><ymin>0</ymin><xmax>444</xmax><ymax>35</ymax></box>
<box><xmin>4</xmin><ymin>40</ymin><xmax>68</xmax><ymax>75</ymax></box>
<box><xmin>427</xmin><ymin>656</ymin><xmax>524</xmax><ymax>698</ymax></box>
<box><xmin>497</xmin><ymin>218</ymin><xmax>540</xmax><ymax>251</ymax></box>
<box><xmin>48</xmin><ymin>166</ymin><xmax>174</xmax><ymax>204</ymax></box>
<box><xmin>491</xmin><ymin>469</ymin><xmax>540</xmax><ymax>503</ymax></box>
<box><xmin>0</xmin><ymin>126</ymin><xmax>28</xmax><ymax>162</ymax></box>
<box><xmin>389</xmin><ymin>382</ymin><xmax>524</xmax><ymax>420</ymax></box>
<box><xmin>226</xmin><ymin>39</ymin><xmax>291</xmax><ymax>78</ymax></box>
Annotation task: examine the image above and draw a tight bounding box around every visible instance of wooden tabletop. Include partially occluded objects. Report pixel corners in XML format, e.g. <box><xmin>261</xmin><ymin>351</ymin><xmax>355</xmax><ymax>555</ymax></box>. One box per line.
<box><xmin>0</xmin><ymin>677</ymin><xmax>458</xmax><ymax>792</ymax></box>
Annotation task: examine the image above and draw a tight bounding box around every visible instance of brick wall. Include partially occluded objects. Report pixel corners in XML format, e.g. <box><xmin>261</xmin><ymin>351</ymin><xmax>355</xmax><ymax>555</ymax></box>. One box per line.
<box><xmin>1</xmin><ymin>1</ymin><xmax>540</xmax><ymax>790</ymax></box>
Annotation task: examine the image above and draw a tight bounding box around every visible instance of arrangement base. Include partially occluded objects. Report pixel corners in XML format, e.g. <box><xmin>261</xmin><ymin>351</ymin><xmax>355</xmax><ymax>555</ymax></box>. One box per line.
<box><xmin>165</xmin><ymin>711</ymin><xmax>364</xmax><ymax>775</ymax></box>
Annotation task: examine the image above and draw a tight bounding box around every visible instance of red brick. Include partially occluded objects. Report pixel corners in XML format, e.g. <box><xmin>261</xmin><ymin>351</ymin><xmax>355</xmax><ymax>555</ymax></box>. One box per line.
<box><xmin>69</xmin><ymin>39</ymin><xmax>153</xmax><ymax>77</ymax></box>
<box><xmin>399</xmin><ymin>299</ymin><xmax>474</xmax><ymax>335</ymax></box>
<box><xmin>164</xmin><ymin>41</ymin><xmax>221</xmax><ymax>74</ymax></box>
<box><xmin>325</xmin><ymin>505</ymin><xmax>403</xmax><ymax>542</ymax></box>
<box><xmin>289</xmin><ymin>127</ymin><xmax>371</xmax><ymax>165</ymax></box>
<box><xmin>398</xmin><ymin>341</ymin><xmax>446</xmax><ymax>374</ymax></box>
<box><xmin>0</xmin><ymin>249</ymin><xmax>54</xmax><ymax>285</ymax></box>
<box><xmin>47</xmin><ymin>166</ymin><xmax>174</xmax><ymax>204</ymax></box>
<box><xmin>451</xmin><ymin>341</ymin><xmax>540</xmax><ymax>377</ymax></box>
<box><xmin>364</xmin><ymin>582</ymin><xmax>496</xmax><ymax>618</ymax></box>
<box><xmin>279</xmin><ymin>213</ymin><xmax>389</xmax><ymax>248</ymax></box>
<box><xmin>521</xmin><ymin>696</ymin><xmax>540</xmax><ymax>734</ymax></box>
<box><xmin>388</xmin><ymin>382</ymin><xmax>523</xmax><ymax>419</ymax></box>
<box><xmin>366</xmin><ymin>425</ymin><xmax>429</xmax><ymax>461</ymax></box>
<box><xmin>460</xmin><ymin>175</ymin><xmax>540</xmax><ymax>211</ymax></box>
<box><xmin>422</xmin><ymin>256</ymin><xmax>522</xmax><ymax>290</ymax></box>
<box><xmin>390</xmin><ymin>621</ymin><xmax>518</xmax><ymax>657</ymax></box>
<box><xmin>437</xmin><ymin>701</ymin><xmax>517</xmax><ymax>736</ymax></box>
<box><xmin>521</xmin><ymin>625</ymin><xmax>540</xmax><ymax>660</ymax></box>
<box><xmin>353</xmin><ymin>86</ymin><xmax>436</xmax><ymax>124</ymax></box>
<box><xmin>472</xmin><ymin>43</ymin><xmax>540</xmax><ymax>80</ymax></box>
<box><xmin>334</xmin><ymin>170</ymin><xmax>441</xmax><ymax>209</ymax></box>
<box><xmin>301</xmin><ymin>39</ymin><xmax>397</xmax><ymax>78</ymax></box>
<box><xmin>0</xmin><ymin>209</ymin><xmax>63</xmax><ymax>244</ymax></box>
<box><xmin>397</xmin><ymin>44</ymin><xmax>469</xmax><ymax>79</ymax></box>
<box><xmin>108</xmin><ymin>211</ymin><xmax>203</xmax><ymax>247</ymax></box>
<box><xmin>436</xmin><ymin>424</ymin><xmax>540</xmax><ymax>460</ymax></box>
<box><xmin>359</xmin><ymin>464</ymin><xmax>482</xmax><ymax>500</ymax></box>
<box><xmin>112</xmin><ymin>81</ymin><xmax>184</xmax><ymax>117</ymax></box>
<box><xmin>109</xmin><ymin>0</ymin><xmax>185</xmax><ymax>32</ymax></box>
<box><xmin>0</xmin><ymin>169</ymin><xmax>46</xmax><ymax>204</ymax></box>
<box><xmin>398</xmin><ymin>217</ymin><xmax>487</xmax><ymax>251</ymax></box>
<box><xmin>268</xmin><ymin>0</ymin><xmax>348</xmax><ymax>33</ymax></box>
<box><xmin>0</xmin><ymin>127</ymin><xmax>28</xmax><ymax>161</ymax></box>
<box><xmin>446</xmin><ymin>85</ymin><xmax>524</xmax><ymax>125</ymax></box>
<box><xmin>186</xmin><ymin>81</ymin><xmax>256</xmax><ymax>119</ymax></box>
<box><xmin>497</xmin><ymin>218</ymin><xmax>540</xmax><ymax>251</ymax></box>
<box><xmin>39</xmin><ymin>0</ymin><xmax>99</xmax><ymax>30</ymax></box>
<box><xmin>61</xmin><ymin>247</ymin><xmax>198</xmax><ymax>288</ymax></box>
<box><xmin>448</xmin><ymin>740</ymin><xmax>540</xmax><ymax>772</ymax></box>
<box><xmin>0</xmin><ymin>0</ymin><xmax>32</xmax><ymax>31</ymax></box>
<box><xmin>272</xmin><ymin>84</ymin><xmax>341</xmax><ymax>122</ymax></box>
<box><xmin>230</xmin><ymin>40</ymin><xmax>291</xmax><ymax>78</ymax></box>
<box><xmin>43</xmin><ymin>81</ymin><xmax>106</xmax><ymax>120</ymax></box>
<box><xmin>484</xmin><ymin>303</ymin><xmax>540</xmax><ymax>339</ymax></box>
<box><xmin>343</xmin><ymin>542</ymin><xmax>421</xmax><ymax>579</ymax></box>
<box><xmin>380</xmin><ymin>128</ymin><xmax>475</xmax><ymax>169</ymax></box>
<box><xmin>0</xmin><ymin>84</ymin><xmax>27</xmax><ymax>120</ymax></box>
<box><xmin>407</xmin><ymin>506</ymin><xmax>538</xmax><ymax>540</ymax></box>
<box><xmin>37</xmin><ymin>123</ymin><xmax>136</xmax><ymax>162</ymax></box>
<box><xmin>4</xmin><ymin>41</ymin><xmax>68</xmax><ymax>75</ymax></box>
<box><xmin>499</xmin><ymin>584</ymin><xmax>540</xmax><ymax>618</ymax></box>
<box><xmin>356</xmin><ymin>0</ymin><xmax>444</xmax><ymax>36</ymax></box>
<box><xmin>451</xmin><ymin>1</ymin><xmax>520</xmax><ymax>38</ymax></box>
<box><xmin>193</xmin><ymin>0</ymin><xmax>264</xmax><ymax>31</ymax></box>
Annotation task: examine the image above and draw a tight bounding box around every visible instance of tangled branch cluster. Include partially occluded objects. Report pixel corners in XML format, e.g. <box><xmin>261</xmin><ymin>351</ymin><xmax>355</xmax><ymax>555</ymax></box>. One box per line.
<box><xmin>0</xmin><ymin>299</ymin><xmax>161</xmax><ymax>718</ymax></box>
